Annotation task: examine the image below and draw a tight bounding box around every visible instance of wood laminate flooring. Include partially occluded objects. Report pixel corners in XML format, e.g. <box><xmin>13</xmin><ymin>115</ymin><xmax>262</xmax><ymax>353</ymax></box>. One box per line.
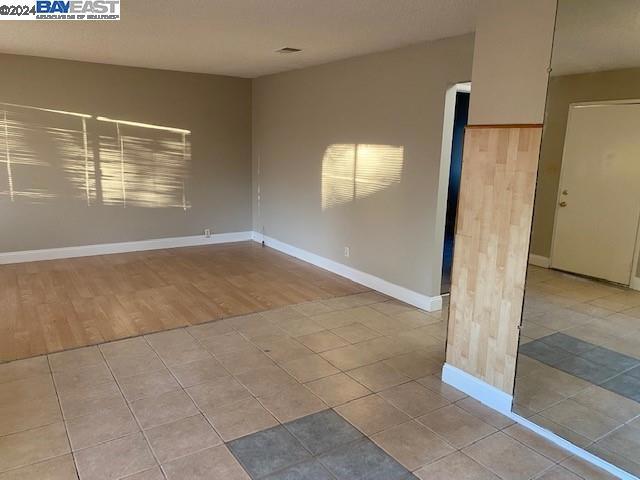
<box><xmin>0</xmin><ymin>241</ymin><xmax>368</xmax><ymax>362</ymax></box>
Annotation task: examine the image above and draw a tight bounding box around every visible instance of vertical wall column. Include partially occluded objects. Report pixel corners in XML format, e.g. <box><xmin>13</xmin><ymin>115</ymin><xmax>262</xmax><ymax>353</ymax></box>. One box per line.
<box><xmin>446</xmin><ymin>125</ymin><xmax>542</xmax><ymax>393</ymax></box>
<box><xmin>444</xmin><ymin>0</ymin><xmax>557</xmax><ymax>398</ymax></box>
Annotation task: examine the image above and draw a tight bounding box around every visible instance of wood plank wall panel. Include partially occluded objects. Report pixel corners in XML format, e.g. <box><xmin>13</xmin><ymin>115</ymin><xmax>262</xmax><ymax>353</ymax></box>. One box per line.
<box><xmin>446</xmin><ymin>126</ymin><xmax>542</xmax><ymax>393</ymax></box>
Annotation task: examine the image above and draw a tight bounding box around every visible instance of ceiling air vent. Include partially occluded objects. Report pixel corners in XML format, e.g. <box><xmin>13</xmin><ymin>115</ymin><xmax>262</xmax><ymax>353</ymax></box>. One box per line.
<box><xmin>276</xmin><ymin>47</ymin><xmax>302</xmax><ymax>54</ymax></box>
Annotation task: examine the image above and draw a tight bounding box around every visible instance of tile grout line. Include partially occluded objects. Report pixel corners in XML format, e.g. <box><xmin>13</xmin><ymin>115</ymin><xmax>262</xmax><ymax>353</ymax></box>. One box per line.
<box><xmin>189</xmin><ymin>323</ymin><xmax>330</xmax><ymax>438</ymax></box>
<box><xmin>499</xmin><ymin>421</ymin><xmax>575</xmax><ymax>464</ymax></box>
<box><xmin>46</xmin><ymin>355</ymin><xmax>82</xmax><ymax>480</ymax></box>
<box><xmin>6</xmin><ymin>355</ymin><xmax>584</xmax><ymax>479</ymax></box>
<box><xmin>4</xmin><ymin>277</ymin><xmax>632</xmax><ymax>476</ymax></box>
<box><xmin>179</xmin><ymin>303</ymin><xmax>461</xmax><ymax>476</ymax></box>
<box><xmin>96</xmin><ymin>340</ymin><xmax>169</xmax><ymax>480</ymax></box>
<box><xmin>11</xmin><ymin>291</ymin><xmax>610</xmax><ymax>478</ymax></box>
<box><xmin>227</xmin><ymin>418</ymin><xmax>320</xmax><ymax>479</ymax></box>
<box><xmin>156</xmin><ymin>303</ymin><xmax>390</xmax><ymax>477</ymax></box>
<box><xmin>1</xmin><ymin>366</ymin><xmax>137</xmax><ymax>449</ymax></box>
<box><xmin>229</xmin><ymin>411</ymin><xmax>410</xmax><ymax>480</ymax></box>
<box><xmin>522</xmin><ymin>369</ymin><xmax>637</xmax><ymax>421</ymax></box>
<box><xmin>142</xmin><ymin>331</ymin><xmax>231</xmax><ymax>439</ymax></box>
<box><xmin>0</xmin><ymin>294</ymin><xmax>437</xmax><ymax>366</ymax></box>
<box><xmin>185</xmin><ymin>306</ymin><xmax>366</xmax><ymax>412</ymax></box>
<box><xmin>182</xmin><ymin>319</ymin><xmax>285</xmax><ymax>438</ymax></box>
<box><xmin>411</xmin><ymin>400</ymin><xmax>578</xmax><ymax>477</ymax></box>
<box><xmin>0</xmin><ymin>288</ymin><xmax>381</xmax><ymax>364</ymax></box>
<box><xmin>138</xmin><ymin>329</ymin><xmax>289</xmax><ymax>476</ymax></box>
<box><xmin>145</xmin><ymin>325</ymin><xmax>362</xmax><ymax>477</ymax></box>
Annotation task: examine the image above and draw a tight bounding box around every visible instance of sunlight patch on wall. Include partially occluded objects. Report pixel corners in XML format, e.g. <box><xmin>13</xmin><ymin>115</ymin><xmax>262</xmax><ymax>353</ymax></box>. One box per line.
<box><xmin>97</xmin><ymin>117</ymin><xmax>191</xmax><ymax>210</ymax></box>
<box><xmin>0</xmin><ymin>103</ymin><xmax>191</xmax><ymax>210</ymax></box>
<box><xmin>321</xmin><ymin>143</ymin><xmax>404</xmax><ymax>210</ymax></box>
<box><xmin>0</xmin><ymin>103</ymin><xmax>91</xmax><ymax>204</ymax></box>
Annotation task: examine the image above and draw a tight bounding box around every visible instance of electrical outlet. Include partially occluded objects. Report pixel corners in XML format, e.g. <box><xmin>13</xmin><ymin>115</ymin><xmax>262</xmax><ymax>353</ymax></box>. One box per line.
<box><xmin>204</xmin><ymin>228</ymin><xmax>211</xmax><ymax>238</ymax></box>
<box><xmin>344</xmin><ymin>247</ymin><xmax>350</xmax><ymax>258</ymax></box>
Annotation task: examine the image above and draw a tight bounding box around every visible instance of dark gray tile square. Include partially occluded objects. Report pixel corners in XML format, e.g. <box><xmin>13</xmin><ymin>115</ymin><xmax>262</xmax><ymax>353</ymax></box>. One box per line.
<box><xmin>540</xmin><ymin>333</ymin><xmax>595</xmax><ymax>355</ymax></box>
<box><xmin>319</xmin><ymin>438</ymin><xmax>409</xmax><ymax>480</ymax></box>
<box><xmin>578</xmin><ymin>347</ymin><xmax>639</xmax><ymax>373</ymax></box>
<box><xmin>285</xmin><ymin>409</ymin><xmax>362</xmax><ymax>455</ymax></box>
<box><xmin>520</xmin><ymin>339</ymin><xmax>573</xmax><ymax>366</ymax></box>
<box><xmin>554</xmin><ymin>356</ymin><xmax>619</xmax><ymax>384</ymax></box>
<box><xmin>627</xmin><ymin>365</ymin><xmax>640</xmax><ymax>380</ymax></box>
<box><xmin>262</xmin><ymin>460</ymin><xmax>336</xmax><ymax>480</ymax></box>
<box><xmin>228</xmin><ymin>425</ymin><xmax>312</xmax><ymax>478</ymax></box>
<box><xmin>602</xmin><ymin>374</ymin><xmax>640</xmax><ymax>402</ymax></box>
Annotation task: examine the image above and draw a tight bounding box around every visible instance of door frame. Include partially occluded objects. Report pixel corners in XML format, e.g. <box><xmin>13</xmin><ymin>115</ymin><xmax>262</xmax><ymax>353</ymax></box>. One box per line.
<box><xmin>549</xmin><ymin>99</ymin><xmax>640</xmax><ymax>288</ymax></box>
<box><xmin>432</xmin><ymin>82</ymin><xmax>471</xmax><ymax>296</ymax></box>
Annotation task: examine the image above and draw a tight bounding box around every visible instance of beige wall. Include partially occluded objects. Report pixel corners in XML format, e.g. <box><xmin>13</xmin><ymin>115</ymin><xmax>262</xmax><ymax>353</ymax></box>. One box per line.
<box><xmin>531</xmin><ymin>67</ymin><xmax>640</xmax><ymax>261</ymax></box>
<box><xmin>0</xmin><ymin>54</ymin><xmax>252</xmax><ymax>252</ymax></box>
<box><xmin>252</xmin><ymin>35</ymin><xmax>474</xmax><ymax>298</ymax></box>
<box><xmin>468</xmin><ymin>0</ymin><xmax>556</xmax><ymax>125</ymax></box>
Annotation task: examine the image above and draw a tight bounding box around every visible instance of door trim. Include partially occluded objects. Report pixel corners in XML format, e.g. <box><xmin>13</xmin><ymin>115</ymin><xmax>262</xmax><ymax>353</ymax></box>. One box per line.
<box><xmin>433</xmin><ymin>82</ymin><xmax>471</xmax><ymax>296</ymax></box>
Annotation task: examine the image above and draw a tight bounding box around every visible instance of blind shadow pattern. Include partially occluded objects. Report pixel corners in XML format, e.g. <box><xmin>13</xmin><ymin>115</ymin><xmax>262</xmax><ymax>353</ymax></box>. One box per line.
<box><xmin>0</xmin><ymin>103</ymin><xmax>191</xmax><ymax>209</ymax></box>
<box><xmin>321</xmin><ymin>143</ymin><xmax>404</xmax><ymax>210</ymax></box>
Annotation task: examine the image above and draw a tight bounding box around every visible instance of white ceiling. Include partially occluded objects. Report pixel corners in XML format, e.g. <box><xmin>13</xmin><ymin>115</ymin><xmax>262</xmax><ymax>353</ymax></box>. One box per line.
<box><xmin>0</xmin><ymin>0</ymin><xmax>480</xmax><ymax>78</ymax></box>
<box><xmin>551</xmin><ymin>0</ymin><xmax>640</xmax><ymax>76</ymax></box>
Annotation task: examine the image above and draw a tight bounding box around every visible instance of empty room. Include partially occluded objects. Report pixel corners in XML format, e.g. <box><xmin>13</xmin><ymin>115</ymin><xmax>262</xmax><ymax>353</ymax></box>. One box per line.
<box><xmin>0</xmin><ymin>1</ymin><xmax>637</xmax><ymax>479</ymax></box>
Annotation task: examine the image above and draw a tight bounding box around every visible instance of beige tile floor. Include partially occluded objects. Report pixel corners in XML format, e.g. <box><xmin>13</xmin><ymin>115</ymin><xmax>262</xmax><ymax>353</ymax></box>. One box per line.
<box><xmin>0</xmin><ymin>291</ymin><xmax>618</xmax><ymax>479</ymax></box>
<box><xmin>516</xmin><ymin>266</ymin><xmax>640</xmax><ymax>476</ymax></box>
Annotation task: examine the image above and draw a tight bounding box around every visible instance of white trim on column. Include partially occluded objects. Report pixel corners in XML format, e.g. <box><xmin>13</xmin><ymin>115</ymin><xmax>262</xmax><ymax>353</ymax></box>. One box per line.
<box><xmin>0</xmin><ymin>231</ymin><xmax>253</xmax><ymax>265</ymax></box>
<box><xmin>510</xmin><ymin>414</ymin><xmax>637</xmax><ymax>480</ymax></box>
<box><xmin>529</xmin><ymin>254</ymin><xmax>550</xmax><ymax>268</ymax></box>
<box><xmin>252</xmin><ymin>232</ymin><xmax>442</xmax><ymax>312</ymax></box>
<box><xmin>442</xmin><ymin>363</ymin><xmax>638</xmax><ymax>480</ymax></box>
<box><xmin>441</xmin><ymin>363</ymin><xmax>513</xmax><ymax>413</ymax></box>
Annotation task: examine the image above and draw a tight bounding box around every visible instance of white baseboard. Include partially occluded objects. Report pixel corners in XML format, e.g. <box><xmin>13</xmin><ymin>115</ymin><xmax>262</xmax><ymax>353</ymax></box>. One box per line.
<box><xmin>1</xmin><ymin>230</ymin><xmax>442</xmax><ymax>312</ymax></box>
<box><xmin>0</xmin><ymin>231</ymin><xmax>253</xmax><ymax>265</ymax></box>
<box><xmin>509</xmin><ymin>413</ymin><xmax>637</xmax><ymax>480</ymax></box>
<box><xmin>630</xmin><ymin>276</ymin><xmax>640</xmax><ymax>292</ymax></box>
<box><xmin>442</xmin><ymin>363</ymin><xmax>637</xmax><ymax>480</ymax></box>
<box><xmin>529</xmin><ymin>254</ymin><xmax>551</xmax><ymax>268</ymax></box>
<box><xmin>441</xmin><ymin>363</ymin><xmax>513</xmax><ymax>413</ymax></box>
<box><xmin>252</xmin><ymin>232</ymin><xmax>442</xmax><ymax>312</ymax></box>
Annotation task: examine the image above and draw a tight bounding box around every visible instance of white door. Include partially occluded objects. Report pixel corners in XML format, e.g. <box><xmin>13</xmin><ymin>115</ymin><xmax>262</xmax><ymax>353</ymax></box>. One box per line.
<box><xmin>551</xmin><ymin>102</ymin><xmax>640</xmax><ymax>285</ymax></box>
